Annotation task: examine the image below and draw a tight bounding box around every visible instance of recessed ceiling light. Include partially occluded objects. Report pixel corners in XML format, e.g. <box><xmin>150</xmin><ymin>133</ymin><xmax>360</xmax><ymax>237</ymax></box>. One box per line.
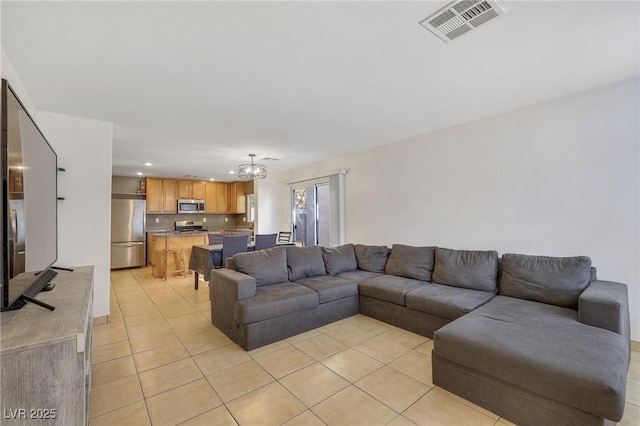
<box><xmin>136</xmin><ymin>172</ymin><xmax>143</xmax><ymax>176</ymax></box>
<box><xmin>209</xmin><ymin>178</ymin><xmax>215</xmax><ymax>181</ymax></box>
<box><xmin>228</xmin><ymin>171</ymin><xmax>235</xmax><ymax>175</ymax></box>
<box><xmin>143</xmin><ymin>162</ymin><xmax>152</xmax><ymax>166</ymax></box>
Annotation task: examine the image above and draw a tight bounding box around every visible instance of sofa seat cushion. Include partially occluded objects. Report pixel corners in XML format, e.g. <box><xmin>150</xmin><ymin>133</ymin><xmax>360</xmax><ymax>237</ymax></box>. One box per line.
<box><xmin>359</xmin><ymin>275</ymin><xmax>425</xmax><ymax>306</ymax></box>
<box><xmin>337</xmin><ymin>270</ymin><xmax>383</xmax><ymax>283</ymax></box>
<box><xmin>234</xmin><ymin>282</ymin><xmax>319</xmax><ymax>324</ymax></box>
<box><xmin>434</xmin><ymin>295</ymin><xmax>629</xmax><ymax>421</ymax></box>
<box><xmin>295</xmin><ymin>276</ymin><xmax>358</xmax><ymax>304</ymax></box>
<box><xmin>405</xmin><ymin>283</ymin><xmax>494</xmax><ymax>320</ymax></box>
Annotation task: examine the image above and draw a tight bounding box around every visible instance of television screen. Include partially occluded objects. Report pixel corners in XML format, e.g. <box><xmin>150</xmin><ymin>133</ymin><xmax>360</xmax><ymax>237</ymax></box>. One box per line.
<box><xmin>1</xmin><ymin>79</ymin><xmax>58</xmax><ymax>311</ymax></box>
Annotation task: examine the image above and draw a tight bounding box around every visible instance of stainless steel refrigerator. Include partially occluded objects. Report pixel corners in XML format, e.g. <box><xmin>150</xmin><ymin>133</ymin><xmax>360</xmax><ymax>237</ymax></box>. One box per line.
<box><xmin>111</xmin><ymin>199</ymin><xmax>146</xmax><ymax>269</ymax></box>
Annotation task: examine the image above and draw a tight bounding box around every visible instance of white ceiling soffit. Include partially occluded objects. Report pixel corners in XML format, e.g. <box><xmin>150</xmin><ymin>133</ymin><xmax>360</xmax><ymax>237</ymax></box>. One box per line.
<box><xmin>420</xmin><ymin>0</ymin><xmax>506</xmax><ymax>43</ymax></box>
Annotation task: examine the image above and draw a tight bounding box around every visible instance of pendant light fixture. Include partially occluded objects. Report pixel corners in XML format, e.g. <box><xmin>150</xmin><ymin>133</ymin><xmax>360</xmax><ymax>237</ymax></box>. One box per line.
<box><xmin>237</xmin><ymin>154</ymin><xmax>267</xmax><ymax>180</ymax></box>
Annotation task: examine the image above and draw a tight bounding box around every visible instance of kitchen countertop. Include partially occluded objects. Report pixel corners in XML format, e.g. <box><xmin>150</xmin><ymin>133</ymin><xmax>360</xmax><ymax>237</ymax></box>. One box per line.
<box><xmin>148</xmin><ymin>231</ymin><xmax>209</xmax><ymax>237</ymax></box>
<box><xmin>147</xmin><ymin>229</ymin><xmax>254</xmax><ymax>237</ymax></box>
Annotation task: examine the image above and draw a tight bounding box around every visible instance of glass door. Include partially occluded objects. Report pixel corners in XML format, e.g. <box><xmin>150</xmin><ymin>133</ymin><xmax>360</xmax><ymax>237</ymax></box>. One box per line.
<box><xmin>292</xmin><ymin>183</ymin><xmax>330</xmax><ymax>246</ymax></box>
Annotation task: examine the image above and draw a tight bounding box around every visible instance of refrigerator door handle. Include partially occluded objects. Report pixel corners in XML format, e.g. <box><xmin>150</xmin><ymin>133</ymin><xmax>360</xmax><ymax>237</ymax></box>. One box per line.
<box><xmin>112</xmin><ymin>242</ymin><xmax>145</xmax><ymax>247</ymax></box>
<box><xmin>10</xmin><ymin>209</ymin><xmax>18</xmax><ymax>246</ymax></box>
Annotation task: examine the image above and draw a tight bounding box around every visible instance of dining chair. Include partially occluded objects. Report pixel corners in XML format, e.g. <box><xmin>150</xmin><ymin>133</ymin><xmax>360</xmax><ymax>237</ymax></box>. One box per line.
<box><xmin>208</xmin><ymin>233</ymin><xmax>223</xmax><ymax>245</ymax></box>
<box><xmin>254</xmin><ymin>233</ymin><xmax>277</xmax><ymax>251</ymax></box>
<box><xmin>277</xmin><ymin>231</ymin><xmax>292</xmax><ymax>243</ymax></box>
<box><xmin>221</xmin><ymin>235</ymin><xmax>249</xmax><ymax>266</ymax></box>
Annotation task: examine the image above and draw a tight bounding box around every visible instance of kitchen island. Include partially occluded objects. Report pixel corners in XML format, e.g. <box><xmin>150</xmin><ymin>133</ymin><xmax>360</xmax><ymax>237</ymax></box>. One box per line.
<box><xmin>149</xmin><ymin>231</ymin><xmax>207</xmax><ymax>278</ymax></box>
<box><xmin>148</xmin><ymin>229</ymin><xmax>254</xmax><ymax>279</ymax></box>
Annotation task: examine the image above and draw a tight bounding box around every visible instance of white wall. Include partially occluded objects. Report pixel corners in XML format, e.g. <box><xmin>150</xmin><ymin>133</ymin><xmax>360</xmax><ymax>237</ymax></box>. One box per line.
<box><xmin>36</xmin><ymin>112</ymin><xmax>113</xmax><ymax>318</ymax></box>
<box><xmin>2</xmin><ymin>51</ymin><xmax>114</xmax><ymax>318</ymax></box>
<box><xmin>254</xmin><ymin>173</ymin><xmax>290</xmax><ymax>235</ymax></box>
<box><xmin>265</xmin><ymin>78</ymin><xmax>640</xmax><ymax>341</ymax></box>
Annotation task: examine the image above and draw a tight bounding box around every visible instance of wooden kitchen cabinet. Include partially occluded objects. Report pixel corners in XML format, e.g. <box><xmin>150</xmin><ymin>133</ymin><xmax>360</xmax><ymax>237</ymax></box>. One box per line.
<box><xmin>177</xmin><ymin>180</ymin><xmax>192</xmax><ymax>199</ymax></box>
<box><xmin>228</xmin><ymin>182</ymin><xmax>237</xmax><ymax>213</ymax></box>
<box><xmin>146</xmin><ymin>177</ymin><xmax>163</xmax><ymax>213</ymax></box>
<box><xmin>147</xmin><ymin>233</ymin><xmax>155</xmax><ymax>267</ymax></box>
<box><xmin>229</xmin><ymin>181</ymin><xmax>247</xmax><ymax>213</ymax></box>
<box><xmin>162</xmin><ymin>179</ymin><xmax>178</xmax><ymax>213</ymax></box>
<box><xmin>245</xmin><ymin>179</ymin><xmax>254</xmax><ymax>194</ymax></box>
<box><xmin>146</xmin><ymin>178</ymin><xmax>178</xmax><ymax>213</ymax></box>
<box><xmin>205</xmin><ymin>181</ymin><xmax>217</xmax><ymax>213</ymax></box>
<box><xmin>192</xmin><ymin>181</ymin><xmax>206</xmax><ymax>199</ymax></box>
<box><xmin>153</xmin><ymin>177</ymin><xmax>244</xmax><ymax>214</ymax></box>
<box><xmin>177</xmin><ymin>180</ymin><xmax>206</xmax><ymax>200</ymax></box>
<box><xmin>205</xmin><ymin>182</ymin><xmax>230</xmax><ymax>213</ymax></box>
<box><xmin>216</xmin><ymin>183</ymin><xmax>229</xmax><ymax>213</ymax></box>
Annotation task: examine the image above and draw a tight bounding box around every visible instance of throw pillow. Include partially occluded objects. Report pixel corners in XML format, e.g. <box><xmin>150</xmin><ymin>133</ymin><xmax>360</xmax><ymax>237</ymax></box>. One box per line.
<box><xmin>499</xmin><ymin>253</ymin><xmax>592</xmax><ymax>309</ymax></box>
<box><xmin>432</xmin><ymin>247</ymin><xmax>498</xmax><ymax>292</ymax></box>
<box><xmin>322</xmin><ymin>244</ymin><xmax>358</xmax><ymax>275</ymax></box>
<box><xmin>354</xmin><ymin>244</ymin><xmax>390</xmax><ymax>273</ymax></box>
<box><xmin>233</xmin><ymin>246</ymin><xmax>288</xmax><ymax>287</ymax></box>
<box><xmin>285</xmin><ymin>246</ymin><xmax>326</xmax><ymax>281</ymax></box>
<box><xmin>384</xmin><ymin>244</ymin><xmax>436</xmax><ymax>281</ymax></box>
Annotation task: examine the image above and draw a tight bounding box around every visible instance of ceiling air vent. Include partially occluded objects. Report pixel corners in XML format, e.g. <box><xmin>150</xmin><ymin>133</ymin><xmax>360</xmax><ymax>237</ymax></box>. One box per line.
<box><xmin>420</xmin><ymin>0</ymin><xmax>505</xmax><ymax>43</ymax></box>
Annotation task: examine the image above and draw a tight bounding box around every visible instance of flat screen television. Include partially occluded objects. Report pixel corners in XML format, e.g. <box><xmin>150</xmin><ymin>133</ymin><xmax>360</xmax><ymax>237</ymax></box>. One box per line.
<box><xmin>1</xmin><ymin>79</ymin><xmax>58</xmax><ymax>311</ymax></box>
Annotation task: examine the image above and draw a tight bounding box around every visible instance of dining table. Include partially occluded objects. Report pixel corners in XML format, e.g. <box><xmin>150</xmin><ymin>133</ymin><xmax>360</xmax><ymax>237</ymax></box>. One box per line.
<box><xmin>189</xmin><ymin>241</ymin><xmax>295</xmax><ymax>289</ymax></box>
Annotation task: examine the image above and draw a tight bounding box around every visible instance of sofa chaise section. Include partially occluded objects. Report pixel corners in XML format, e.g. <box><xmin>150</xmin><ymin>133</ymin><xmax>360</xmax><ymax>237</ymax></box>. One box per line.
<box><xmin>432</xmin><ymin>253</ymin><xmax>630</xmax><ymax>426</ymax></box>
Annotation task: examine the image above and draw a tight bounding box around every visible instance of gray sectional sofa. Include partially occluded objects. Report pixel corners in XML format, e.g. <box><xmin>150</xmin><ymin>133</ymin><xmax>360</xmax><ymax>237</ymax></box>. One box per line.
<box><xmin>209</xmin><ymin>243</ymin><xmax>630</xmax><ymax>426</ymax></box>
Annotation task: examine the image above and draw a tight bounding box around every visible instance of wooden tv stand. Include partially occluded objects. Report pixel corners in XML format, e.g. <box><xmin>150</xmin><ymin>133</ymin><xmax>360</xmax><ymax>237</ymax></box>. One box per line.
<box><xmin>1</xmin><ymin>266</ymin><xmax>94</xmax><ymax>425</ymax></box>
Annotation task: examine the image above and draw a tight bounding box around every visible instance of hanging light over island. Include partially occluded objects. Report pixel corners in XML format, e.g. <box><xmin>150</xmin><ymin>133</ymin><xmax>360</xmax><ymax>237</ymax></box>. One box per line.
<box><xmin>237</xmin><ymin>153</ymin><xmax>266</xmax><ymax>180</ymax></box>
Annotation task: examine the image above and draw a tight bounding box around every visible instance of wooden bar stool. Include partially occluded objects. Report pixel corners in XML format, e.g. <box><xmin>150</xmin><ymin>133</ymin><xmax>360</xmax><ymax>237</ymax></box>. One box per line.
<box><xmin>163</xmin><ymin>248</ymin><xmax>186</xmax><ymax>280</ymax></box>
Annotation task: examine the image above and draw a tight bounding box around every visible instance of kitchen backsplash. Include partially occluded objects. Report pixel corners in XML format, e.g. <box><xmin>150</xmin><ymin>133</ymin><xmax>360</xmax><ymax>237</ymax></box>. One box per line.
<box><xmin>146</xmin><ymin>213</ymin><xmax>251</xmax><ymax>231</ymax></box>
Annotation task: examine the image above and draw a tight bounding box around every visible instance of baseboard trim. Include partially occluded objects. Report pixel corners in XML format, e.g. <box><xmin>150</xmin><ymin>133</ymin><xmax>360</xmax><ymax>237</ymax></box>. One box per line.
<box><xmin>93</xmin><ymin>315</ymin><xmax>109</xmax><ymax>325</ymax></box>
<box><xmin>631</xmin><ymin>340</ymin><xmax>640</xmax><ymax>353</ymax></box>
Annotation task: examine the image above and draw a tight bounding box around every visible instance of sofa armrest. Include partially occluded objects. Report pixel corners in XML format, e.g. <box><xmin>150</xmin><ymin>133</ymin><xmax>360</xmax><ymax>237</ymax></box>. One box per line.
<box><xmin>209</xmin><ymin>268</ymin><xmax>257</xmax><ymax>343</ymax></box>
<box><xmin>579</xmin><ymin>280</ymin><xmax>630</xmax><ymax>341</ymax></box>
<box><xmin>211</xmin><ymin>268</ymin><xmax>257</xmax><ymax>301</ymax></box>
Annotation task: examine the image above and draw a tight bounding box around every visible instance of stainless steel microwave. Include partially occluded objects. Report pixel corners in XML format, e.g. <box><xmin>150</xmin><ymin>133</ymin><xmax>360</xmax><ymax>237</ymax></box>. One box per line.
<box><xmin>177</xmin><ymin>199</ymin><xmax>205</xmax><ymax>214</ymax></box>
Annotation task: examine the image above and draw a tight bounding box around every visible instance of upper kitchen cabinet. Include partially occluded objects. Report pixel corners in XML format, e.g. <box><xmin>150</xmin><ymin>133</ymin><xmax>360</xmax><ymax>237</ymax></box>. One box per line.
<box><xmin>229</xmin><ymin>181</ymin><xmax>247</xmax><ymax>214</ymax></box>
<box><xmin>146</xmin><ymin>178</ymin><xmax>163</xmax><ymax>212</ymax></box>
<box><xmin>192</xmin><ymin>181</ymin><xmax>206</xmax><ymax>199</ymax></box>
<box><xmin>245</xmin><ymin>180</ymin><xmax>254</xmax><ymax>194</ymax></box>
<box><xmin>204</xmin><ymin>182</ymin><xmax>232</xmax><ymax>213</ymax></box>
<box><xmin>216</xmin><ymin>183</ymin><xmax>228</xmax><ymax>213</ymax></box>
<box><xmin>177</xmin><ymin>180</ymin><xmax>191</xmax><ymax>199</ymax></box>
<box><xmin>146</xmin><ymin>178</ymin><xmax>178</xmax><ymax>214</ymax></box>
<box><xmin>163</xmin><ymin>180</ymin><xmax>178</xmax><ymax>213</ymax></box>
<box><xmin>177</xmin><ymin>180</ymin><xmax>206</xmax><ymax>200</ymax></box>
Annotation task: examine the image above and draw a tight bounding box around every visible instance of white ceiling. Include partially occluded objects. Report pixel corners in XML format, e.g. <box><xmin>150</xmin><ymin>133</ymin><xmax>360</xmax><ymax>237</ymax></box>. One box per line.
<box><xmin>2</xmin><ymin>1</ymin><xmax>638</xmax><ymax>181</ymax></box>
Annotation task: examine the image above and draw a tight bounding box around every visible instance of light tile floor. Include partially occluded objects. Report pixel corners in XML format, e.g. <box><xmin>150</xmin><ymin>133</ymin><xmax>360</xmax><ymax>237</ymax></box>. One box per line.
<box><xmin>90</xmin><ymin>268</ymin><xmax>640</xmax><ymax>426</ymax></box>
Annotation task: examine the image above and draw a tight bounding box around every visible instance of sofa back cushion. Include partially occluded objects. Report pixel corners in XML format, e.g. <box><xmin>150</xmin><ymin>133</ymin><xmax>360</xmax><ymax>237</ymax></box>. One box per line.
<box><xmin>432</xmin><ymin>248</ymin><xmax>499</xmax><ymax>292</ymax></box>
<box><xmin>385</xmin><ymin>244</ymin><xmax>436</xmax><ymax>281</ymax></box>
<box><xmin>286</xmin><ymin>246</ymin><xmax>326</xmax><ymax>281</ymax></box>
<box><xmin>322</xmin><ymin>244</ymin><xmax>358</xmax><ymax>275</ymax></box>
<box><xmin>499</xmin><ymin>253</ymin><xmax>592</xmax><ymax>309</ymax></box>
<box><xmin>233</xmin><ymin>246</ymin><xmax>288</xmax><ymax>287</ymax></box>
<box><xmin>354</xmin><ymin>244</ymin><xmax>390</xmax><ymax>273</ymax></box>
